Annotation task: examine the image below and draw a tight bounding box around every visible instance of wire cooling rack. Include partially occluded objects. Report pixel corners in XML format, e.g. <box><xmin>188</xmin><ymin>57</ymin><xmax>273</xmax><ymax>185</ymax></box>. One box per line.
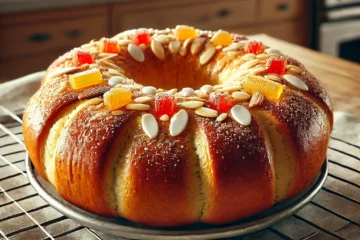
<box><xmin>0</xmin><ymin>105</ymin><xmax>359</xmax><ymax>240</ymax></box>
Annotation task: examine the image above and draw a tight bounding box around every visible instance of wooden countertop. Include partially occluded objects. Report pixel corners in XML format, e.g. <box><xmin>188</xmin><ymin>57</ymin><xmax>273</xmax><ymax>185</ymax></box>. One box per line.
<box><xmin>252</xmin><ymin>34</ymin><xmax>360</xmax><ymax>118</ymax></box>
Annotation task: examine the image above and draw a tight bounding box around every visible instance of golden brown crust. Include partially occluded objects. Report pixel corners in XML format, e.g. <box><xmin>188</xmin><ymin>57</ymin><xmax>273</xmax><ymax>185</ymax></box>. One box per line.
<box><xmin>264</xmin><ymin>90</ymin><xmax>331</xmax><ymax>196</ymax></box>
<box><xmin>120</xmin><ymin>115</ymin><xmax>201</xmax><ymax>226</ymax></box>
<box><xmin>54</xmin><ymin>103</ymin><xmax>138</xmax><ymax>216</ymax></box>
<box><xmin>195</xmin><ymin>115</ymin><xmax>275</xmax><ymax>223</ymax></box>
<box><xmin>23</xmin><ymin>78</ymin><xmax>79</xmax><ymax>179</ymax></box>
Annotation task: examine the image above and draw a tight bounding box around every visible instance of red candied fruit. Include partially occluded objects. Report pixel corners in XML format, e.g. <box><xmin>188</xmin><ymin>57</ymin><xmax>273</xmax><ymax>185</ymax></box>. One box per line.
<box><xmin>101</xmin><ymin>39</ymin><xmax>119</xmax><ymax>53</ymax></box>
<box><xmin>266</xmin><ymin>58</ymin><xmax>287</xmax><ymax>75</ymax></box>
<box><xmin>73</xmin><ymin>51</ymin><xmax>93</xmax><ymax>66</ymax></box>
<box><xmin>209</xmin><ymin>93</ymin><xmax>233</xmax><ymax>113</ymax></box>
<box><xmin>155</xmin><ymin>93</ymin><xmax>177</xmax><ymax>117</ymax></box>
<box><xmin>244</xmin><ymin>40</ymin><xmax>264</xmax><ymax>54</ymax></box>
<box><xmin>133</xmin><ymin>30</ymin><xmax>151</xmax><ymax>46</ymax></box>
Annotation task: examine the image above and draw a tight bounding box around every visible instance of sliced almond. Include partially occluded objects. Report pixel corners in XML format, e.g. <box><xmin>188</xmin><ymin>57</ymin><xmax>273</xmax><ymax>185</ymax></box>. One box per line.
<box><xmin>240</xmin><ymin>59</ymin><xmax>260</xmax><ymax>70</ymax></box>
<box><xmin>222</xmin><ymin>41</ymin><xmax>246</xmax><ymax>52</ymax></box>
<box><xmin>151</xmin><ymin>39</ymin><xmax>165</xmax><ymax>61</ymax></box>
<box><xmin>241</xmin><ymin>53</ymin><xmax>256</xmax><ymax>61</ymax></box>
<box><xmin>134</xmin><ymin>96</ymin><xmax>153</xmax><ymax>103</ymax></box>
<box><xmin>128</xmin><ymin>43</ymin><xmax>145</xmax><ymax>62</ymax></box>
<box><xmin>216</xmin><ymin>113</ymin><xmax>228</xmax><ymax>122</ymax></box>
<box><xmin>142</xmin><ymin>113</ymin><xmax>159</xmax><ymax>139</ymax></box>
<box><xmin>142</xmin><ymin>86</ymin><xmax>157</xmax><ymax>95</ymax></box>
<box><xmin>256</xmin><ymin>53</ymin><xmax>269</xmax><ymax>59</ymax></box>
<box><xmin>78</xmin><ymin>86</ymin><xmax>111</xmax><ymax>100</ymax></box>
<box><xmin>232</xmin><ymin>91</ymin><xmax>251</xmax><ymax>101</ymax></box>
<box><xmin>265</xmin><ymin>48</ymin><xmax>283</xmax><ymax>55</ymax></box>
<box><xmin>160</xmin><ymin>114</ymin><xmax>169</xmax><ymax>121</ymax></box>
<box><xmin>199</xmin><ymin>45</ymin><xmax>216</xmax><ymax>65</ymax></box>
<box><xmin>264</xmin><ymin>74</ymin><xmax>282</xmax><ymax>82</ymax></box>
<box><xmin>156</xmin><ymin>34</ymin><xmax>174</xmax><ymax>44</ymax></box>
<box><xmin>283</xmin><ymin>74</ymin><xmax>308</xmax><ymax>91</ymax></box>
<box><xmin>180</xmin><ymin>38</ymin><xmax>193</xmax><ymax>56</ymax></box>
<box><xmin>195</xmin><ymin>107</ymin><xmax>218</xmax><ymax>118</ymax></box>
<box><xmin>221</xmin><ymin>86</ymin><xmax>242</xmax><ymax>92</ymax></box>
<box><xmin>169</xmin><ymin>40</ymin><xmax>181</xmax><ymax>54</ymax></box>
<box><xmin>118</xmin><ymin>39</ymin><xmax>132</xmax><ymax>46</ymax></box>
<box><xmin>249</xmin><ymin>92</ymin><xmax>264</xmax><ymax>108</ymax></box>
<box><xmin>170</xmin><ymin>109</ymin><xmax>189</xmax><ymax>136</ymax></box>
<box><xmin>108</xmin><ymin>68</ymin><xmax>125</xmax><ymax>76</ymax></box>
<box><xmin>231</xmin><ymin>105</ymin><xmax>251</xmax><ymax>126</ymax></box>
<box><xmin>191</xmin><ymin>37</ymin><xmax>206</xmax><ymax>55</ymax></box>
<box><xmin>179</xmin><ymin>101</ymin><xmax>204</xmax><ymax>109</ymax></box>
<box><xmin>200</xmin><ymin>85</ymin><xmax>214</xmax><ymax>94</ymax></box>
<box><xmin>125</xmin><ymin>103</ymin><xmax>150</xmax><ymax>111</ymax></box>
<box><xmin>167</xmin><ymin>88</ymin><xmax>178</xmax><ymax>94</ymax></box>
<box><xmin>98</xmin><ymin>53</ymin><xmax>118</xmax><ymax>60</ymax></box>
<box><xmin>286</xmin><ymin>65</ymin><xmax>302</xmax><ymax>74</ymax></box>
<box><xmin>112</xmin><ymin>110</ymin><xmax>124</xmax><ymax>116</ymax></box>
<box><xmin>249</xmin><ymin>67</ymin><xmax>265</xmax><ymax>75</ymax></box>
<box><xmin>47</xmin><ymin>67</ymin><xmax>79</xmax><ymax>80</ymax></box>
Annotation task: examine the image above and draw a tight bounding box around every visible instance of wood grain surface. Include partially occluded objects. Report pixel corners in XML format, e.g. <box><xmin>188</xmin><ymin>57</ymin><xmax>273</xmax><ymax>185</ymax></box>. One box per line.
<box><xmin>252</xmin><ymin>34</ymin><xmax>360</xmax><ymax>118</ymax></box>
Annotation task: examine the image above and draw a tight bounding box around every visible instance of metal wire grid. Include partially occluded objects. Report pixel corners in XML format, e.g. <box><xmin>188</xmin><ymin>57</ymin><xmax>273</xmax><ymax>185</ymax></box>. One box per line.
<box><xmin>0</xmin><ymin>105</ymin><xmax>359</xmax><ymax>240</ymax></box>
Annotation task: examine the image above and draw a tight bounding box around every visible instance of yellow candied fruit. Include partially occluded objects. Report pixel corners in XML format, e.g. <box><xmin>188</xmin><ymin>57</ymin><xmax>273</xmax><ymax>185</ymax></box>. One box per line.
<box><xmin>210</xmin><ymin>30</ymin><xmax>233</xmax><ymax>46</ymax></box>
<box><xmin>104</xmin><ymin>87</ymin><xmax>132</xmax><ymax>110</ymax></box>
<box><xmin>175</xmin><ymin>25</ymin><xmax>197</xmax><ymax>41</ymax></box>
<box><xmin>69</xmin><ymin>68</ymin><xmax>103</xmax><ymax>90</ymax></box>
<box><xmin>243</xmin><ymin>75</ymin><xmax>284</xmax><ymax>100</ymax></box>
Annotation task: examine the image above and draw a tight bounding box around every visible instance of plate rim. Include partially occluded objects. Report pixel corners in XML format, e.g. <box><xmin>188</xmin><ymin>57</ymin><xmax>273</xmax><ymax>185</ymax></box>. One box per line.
<box><xmin>26</xmin><ymin>153</ymin><xmax>328</xmax><ymax>240</ymax></box>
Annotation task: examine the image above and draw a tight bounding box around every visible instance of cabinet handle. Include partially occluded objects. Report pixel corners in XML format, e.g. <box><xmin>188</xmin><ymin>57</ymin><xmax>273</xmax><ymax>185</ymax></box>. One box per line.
<box><xmin>29</xmin><ymin>33</ymin><xmax>51</xmax><ymax>43</ymax></box>
<box><xmin>276</xmin><ymin>2</ymin><xmax>289</xmax><ymax>11</ymax></box>
<box><xmin>67</xmin><ymin>29</ymin><xmax>82</xmax><ymax>38</ymax></box>
<box><xmin>217</xmin><ymin>9</ymin><xmax>231</xmax><ymax>18</ymax></box>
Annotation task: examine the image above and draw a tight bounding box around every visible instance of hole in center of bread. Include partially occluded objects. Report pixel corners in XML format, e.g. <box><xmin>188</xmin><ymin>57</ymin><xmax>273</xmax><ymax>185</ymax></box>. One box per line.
<box><xmin>120</xmin><ymin>52</ymin><xmax>221</xmax><ymax>89</ymax></box>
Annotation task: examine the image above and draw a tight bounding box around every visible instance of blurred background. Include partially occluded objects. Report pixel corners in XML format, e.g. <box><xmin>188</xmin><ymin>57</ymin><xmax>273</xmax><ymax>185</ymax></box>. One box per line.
<box><xmin>0</xmin><ymin>0</ymin><xmax>359</xmax><ymax>82</ymax></box>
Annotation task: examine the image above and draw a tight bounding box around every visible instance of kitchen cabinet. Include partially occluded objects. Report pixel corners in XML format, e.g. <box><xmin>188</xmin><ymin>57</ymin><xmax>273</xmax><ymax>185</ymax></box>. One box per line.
<box><xmin>0</xmin><ymin>0</ymin><xmax>311</xmax><ymax>81</ymax></box>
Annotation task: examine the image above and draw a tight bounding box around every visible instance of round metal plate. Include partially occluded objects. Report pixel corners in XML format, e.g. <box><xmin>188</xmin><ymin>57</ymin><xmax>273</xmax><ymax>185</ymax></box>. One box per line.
<box><xmin>26</xmin><ymin>154</ymin><xmax>328</xmax><ymax>240</ymax></box>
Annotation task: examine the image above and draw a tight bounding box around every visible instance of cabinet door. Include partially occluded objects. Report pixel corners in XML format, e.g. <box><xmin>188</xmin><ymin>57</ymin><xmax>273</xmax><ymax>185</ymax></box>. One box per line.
<box><xmin>111</xmin><ymin>0</ymin><xmax>256</xmax><ymax>33</ymax></box>
<box><xmin>0</xmin><ymin>7</ymin><xmax>108</xmax><ymax>59</ymax></box>
<box><xmin>258</xmin><ymin>0</ymin><xmax>308</xmax><ymax>22</ymax></box>
<box><xmin>229</xmin><ymin>20</ymin><xmax>311</xmax><ymax>47</ymax></box>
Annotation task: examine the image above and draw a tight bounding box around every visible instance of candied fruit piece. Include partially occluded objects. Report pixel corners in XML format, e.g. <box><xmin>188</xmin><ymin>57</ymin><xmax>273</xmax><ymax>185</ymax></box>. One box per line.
<box><xmin>101</xmin><ymin>39</ymin><xmax>119</xmax><ymax>53</ymax></box>
<box><xmin>266</xmin><ymin>58</ymin><xmax>286</xmax><ymax>75</ymax></box>
<box><xmin>244</xmin><ymin>40</ymin><xmax>264</xmax><ymax>54</ymax></box>
<box><xmin>73</xmin><ymin>51</ymin><xmax>93</xmax><ymax>66</ymax></box>
<box><xmin>243</xmin><ymin>75</ymin><xmax>284</xmax><ymax>100</ymax></box>
<box><xmin>175</xmin><ymin>25</ymin><xmax>197</xmax><ymax>41</ymax></box>
<box><xmin>211</xmin><ymin>30</ymin><xmax>233</xmax><ymax>46</ymax></box>
<box><xmin>133</xmin><ymin>30</ymin><xmax>151</xmax><ymax>46</ymax></box>
<box><xmin>155</xmin><ymin>93</ymin><xmax>177</xmax><ymax>117</ymax></box>
<box><xmin>104</xmin><ymin>87</ymin><xmax>132</xmax><ymax>110</ymax></box>
<box><xmin>209</xmin><ymin>93</ymin><xmax>233</xmax><ymax>113</ymax></box>
<box><xmin>69</xmin><ymin>68</ymin><xmax>103</xmax><ymax>90</ymax></box>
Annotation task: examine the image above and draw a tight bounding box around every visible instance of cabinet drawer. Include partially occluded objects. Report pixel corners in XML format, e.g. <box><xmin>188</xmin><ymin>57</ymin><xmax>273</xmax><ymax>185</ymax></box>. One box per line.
<box><xmin>112</xmin><ymin>0</ymin><xmax>256</xmax><ymax>32</ymax></box>
<box><xmin>229</xmin><ymin>20</ymin><xmax>310</xmax><ymax>47</ymax></box>
<box><xmin>0</xmin><ymin>10</ymin><xmax>108</xmax><ymax>59</ymax></box>
<box><xmin>258</xmin><ymin>0</ymin><xmax>307</xmax><ymax>22</ymax></box>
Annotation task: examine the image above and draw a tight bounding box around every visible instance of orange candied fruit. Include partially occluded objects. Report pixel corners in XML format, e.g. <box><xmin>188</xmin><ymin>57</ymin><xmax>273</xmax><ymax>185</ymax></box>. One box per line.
<box><xmin>101</xmin><ymin>38</ymin><xmax>120</xmax><ymax>53</ymax></box>
<box><xmin>243</xmin><ymin>75</ymin><xmax>284</xmax><ymax>100</ymax></box>
<box><xmin>175</xmin><ymin>25</ymin><xmax>197</xmax><ymax>41</ymax></box>
<box><xmin>69</xmin><ymin>68</ymin><xmax>103</xmax><ymax>90</ymax></box>
<box><xmin>104</xmin><ymin>87</ymin><xmax>132</xmax><ymax>110</ymax></box>
<box><xmin>210</xmin><ymin>30</ymin><xmax>233</xmax><ymax>46</ymax></box>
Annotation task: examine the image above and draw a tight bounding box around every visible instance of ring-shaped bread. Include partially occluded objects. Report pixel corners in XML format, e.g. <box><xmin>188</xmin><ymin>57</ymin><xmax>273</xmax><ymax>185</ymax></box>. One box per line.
<box><xmin>23</xmin><ymin>26</ymin><xmax>333</xmax><ymax>227</ymax></box>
